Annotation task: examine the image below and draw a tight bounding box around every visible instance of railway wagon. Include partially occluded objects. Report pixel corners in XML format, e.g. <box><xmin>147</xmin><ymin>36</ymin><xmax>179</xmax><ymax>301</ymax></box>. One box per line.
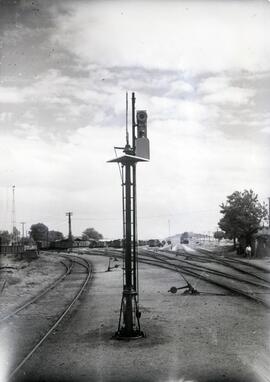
<box><xmin>50</xmin><ymin>239</ymin><xmax>72</xmax><ymax>250</ymax></box>
<box><xmin>180</xmin><ymin>238</ymin><xmax>189</xmax><ymax>244</ymax></box>
<box><xmin>148</xmin><ymin>239</ymin><xmax>162</xmax><ymax>247</ymax></box>
<box><xmin>89</xmin><ymin>239</ymin><xmax>98</xmax><ymax>248</ymax></box>
<box><xmin>88</xmin><ymin>239</ymin><xmax>108</xmax><ymax>248</ymax></box>
<box><xmin>73</xmin><ymin>238</ymin><xmax>90</xmax><ymax>247</ymax></box>
<box><xmin>108</xmin><ymin>239</ymin><xmax>123</xmax><ymax>248</ymax></box>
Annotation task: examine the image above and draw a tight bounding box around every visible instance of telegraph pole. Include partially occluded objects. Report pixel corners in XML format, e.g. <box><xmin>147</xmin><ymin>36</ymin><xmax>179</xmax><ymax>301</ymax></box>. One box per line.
<box><xmin>21</xmin><ymin>222</ymin><xmax>26</xmax><ymax>251</ymax></box>
<box><xmin>108</xmin><ymin>92</ymin><xmax>149</xmax><ymax>339</ymax></box>
<box><xmin>20</xmin><ymin>222</ymin><xmax>26</xmax><ymax>240</ymax></box>
<box><xmin>66</xmin><ymin>212</ymin><xmax>73</xmax><ymax>243</ymax></box>
<box><xmin>12</xmin><ymin>185</ymin><xmax>16</xmax><ymax>244</ymax></box>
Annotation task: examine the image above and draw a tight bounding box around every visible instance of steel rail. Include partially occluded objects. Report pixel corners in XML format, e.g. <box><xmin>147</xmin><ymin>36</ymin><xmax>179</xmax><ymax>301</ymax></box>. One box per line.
<box><xmin>83</xmin><ymin>247</ymin><xmax>269</xmax><ymax>295</ymax></box>
<box><xmin>143</xmin><ymin>249</ymin><xmax>270</xmax><ymax>290</ymax></box>
<box><xmin>185</xmin><ymin>247</ymin><xmax>270</xmax><ymax>281</ymax></box>
<box><xmin>0</xmin><ymin>259</ymin><xmax>73</xmax><ymax>323</ymax></box>
<box><xmin>86</xmin><ymin>248</ymin><xmax>270</xmax><ymax>308</ymax></box>
<box><xmin>139</xmin><ymin>254</ymin><xmax>270</xmax><ymax>309</ymax></box>
<box><xmin>194</xmin><ymin>247</ymin><xmax>270</xmax><ymax>273</ymax></box>
<box><xmin>8</xmin><ymin>257</ymin><xmax>93</xmax><ymax>380</ymax></box>
<box><xmin>136</xmin><ymin>253</ymin><xmax>270</xmax><ymax>308</ymax></box>
<box><xmin>158</xmin><ymin>247</ymin><xmax>270</xmax><ymax>284</ymax></box>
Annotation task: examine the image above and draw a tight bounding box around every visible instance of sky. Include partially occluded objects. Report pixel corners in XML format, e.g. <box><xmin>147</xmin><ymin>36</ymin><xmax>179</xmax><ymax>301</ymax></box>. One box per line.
<box><xmin>0</xmin><ymin>0</ymin><xmax>270</xmax><ymax>240</ymax></box>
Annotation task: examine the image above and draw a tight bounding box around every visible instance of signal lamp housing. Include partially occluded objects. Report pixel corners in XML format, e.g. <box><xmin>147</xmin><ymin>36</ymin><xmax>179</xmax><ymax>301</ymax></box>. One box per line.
<box><xmin>136</xmin><ymin>110</ymin><xmax>147</xmax><ymax>138</ymax></box>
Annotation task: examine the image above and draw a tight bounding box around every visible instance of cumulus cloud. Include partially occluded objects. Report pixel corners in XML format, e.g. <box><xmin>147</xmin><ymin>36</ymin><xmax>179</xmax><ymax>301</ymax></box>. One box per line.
<box><xmin>52</xmin><ymin>1</ymin><xmax>270</xmax><ymax>73</ymax></box>
<box><xmin>0</xmin><ymin>87</ymin><xmax>26</xmax><ymax>103</ymax></box>
<box><xmin>198</xmin><ymin>76</ymin><xmax>255</xmax><ymax>105</ymax></box>
<box><xmin>202</xmin><ymin>87</ymin><xmax>255</xmax><ymax>106</ymax></box>
<box><xmin>0</xmin><ymin>112</ymin><xmax>12</xmax><ymax>122</ymax></box>
<box><xmin>165</xmin><ymin>81</ymin><xmax>194</xmax><ymax>98</ymax></box>
<box><xmin>261</xmin><ymin>126</ymin><xmax>270</xmax><ymax>134</ymax></box>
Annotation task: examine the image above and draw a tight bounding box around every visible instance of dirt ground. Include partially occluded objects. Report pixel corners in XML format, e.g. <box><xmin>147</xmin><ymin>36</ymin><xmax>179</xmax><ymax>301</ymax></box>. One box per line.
<box><xmin>2</xmin><ymin>251</ymin><xmax>269</xmax><ymax>382</ymax></box>
<box><xmin>0</xmin><ymin>252</ymin><xmax>64</xmax><ymax>317</ymax></box>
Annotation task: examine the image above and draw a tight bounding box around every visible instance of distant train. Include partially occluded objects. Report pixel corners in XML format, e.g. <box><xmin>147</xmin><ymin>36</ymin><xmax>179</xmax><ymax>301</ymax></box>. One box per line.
<box><xmin>108</xmin><ymin>239</ymin><xmax>123</xmax><ymax>248</ymax></box>
<box><xmin>89</xmin><ymin>239</ymin><xmax>106</xmax><ymax>248</ymax></box>
<box><xmin>147</xmin><ymin>239</ymin><xmax>162</xmax><ymax>247</ymax></box>
<box><xmin>89</xmin><ymin>239</ymin><xmax>123</xmax><ymax>249</ymax></box>
<box><xmin>48</xmin><ymin>238</ymin><xmax>90</xmax><ymax>251</ymax></box>
<box><xmin>180</xmin><ymin>238</ymin><xmax>189</xmax><ymax>244</ymax></box>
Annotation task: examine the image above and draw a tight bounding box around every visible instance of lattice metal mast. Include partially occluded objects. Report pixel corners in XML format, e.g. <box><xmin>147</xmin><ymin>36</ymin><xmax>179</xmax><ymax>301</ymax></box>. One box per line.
<box><xmin>108</xmin><ymin>92</ymin><xmax>149</xmax><ymax>339</ymax></box>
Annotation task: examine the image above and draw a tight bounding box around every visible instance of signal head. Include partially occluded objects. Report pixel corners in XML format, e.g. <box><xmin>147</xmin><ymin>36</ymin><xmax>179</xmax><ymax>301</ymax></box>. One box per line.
<box><xmin>137</xmin><ymin>110</ymin><xmax>147</xmax><ymax>124</ymax></box>
<box><xmin>136</xmin><ymin>110</ymin><xmax>147</xmax><ymax>138</ymax></box>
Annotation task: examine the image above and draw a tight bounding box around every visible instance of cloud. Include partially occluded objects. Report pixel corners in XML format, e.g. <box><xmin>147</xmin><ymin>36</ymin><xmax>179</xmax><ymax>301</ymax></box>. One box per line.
<box><xmin>198</xmin><ymin>77</ymin><xmax>230</xmax><ymax>94</ymax></box>
<box><xmin>165</xmin><ymin>80</ymin><xmax>194</xmax><ymax>98</ymax></box>
<box><xmin>0</xmin><ymin>87</ymin><xmax>26</xmax><ymax>103</ymax></box>
<box><xmin>198</xmin><ymin>76</ymin><xmax>255</xmax><ymax>105</ymax></box>
<box><xmin>52</xmin><ymin>1</ymin><xmax>270</xmax><ymax>74</ymax></box>
<box><xmin>202</xmin><ymin>87</ymin><xmax>255</xmax><ymax>106</ymax></box>
<box><xmin>146</xmin><ymin>95</ymin><xmax>219</xmax><ymax>123</ymax></box>
<box><xmin>0</xmin><ymin>112</ymin><xmax>12</xmax><ymax>122</ymax></box>
<box><xmin>261</xmin><ymin>126</ymin><xmax>270</xmax><ymax>134</ymax></box>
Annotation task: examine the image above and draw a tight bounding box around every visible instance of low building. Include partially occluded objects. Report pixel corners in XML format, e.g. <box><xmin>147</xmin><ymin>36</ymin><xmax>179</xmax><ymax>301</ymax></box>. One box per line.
<box><xmin>254</xmin><ymin>227</ymin><xmax>270</xmax><ymax>257</ymax></box>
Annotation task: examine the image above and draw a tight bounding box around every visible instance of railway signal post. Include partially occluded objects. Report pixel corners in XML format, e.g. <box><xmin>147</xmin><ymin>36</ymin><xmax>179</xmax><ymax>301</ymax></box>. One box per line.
<box><xmin>108</xmin><ymin>92</ymin><xmax>149</xmax><ymax>339</ymax></box>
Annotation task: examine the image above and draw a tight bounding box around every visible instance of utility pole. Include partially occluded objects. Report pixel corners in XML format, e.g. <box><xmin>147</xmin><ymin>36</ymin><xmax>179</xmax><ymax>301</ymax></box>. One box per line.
<box><xmin>21</xmin><ymin>222</ymin><xmax>26</xmax><ymax>251</ymax></box>
<box><xmin>108</xmin><ymin>92</ymin><xmax>149</xmax><ymax>339</ymax></box>
<box><xmin>20</xmin><ymin>222</ymin><xmax>26</xmax><ymax>240</ymax></box>
<box><xmin>12</xmin><ymin>185</ymin><xmax>16</xmax><ymax>245</ymax></box>
<box><xmin>66</xmin><ymin>212</ymin><xmax>73</xmax><ymax>243</ymax></box>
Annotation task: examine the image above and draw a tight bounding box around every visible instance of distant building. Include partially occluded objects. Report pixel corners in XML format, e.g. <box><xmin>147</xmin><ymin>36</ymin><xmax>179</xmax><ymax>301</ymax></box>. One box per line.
<box><xmin>253</xmin><ymin>227</ymin><xmax>270</xmax><ymax>257</ymax></box>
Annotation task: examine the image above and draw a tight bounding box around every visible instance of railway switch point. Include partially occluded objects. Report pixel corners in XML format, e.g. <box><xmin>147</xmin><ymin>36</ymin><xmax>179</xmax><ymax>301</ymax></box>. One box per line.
<box><xmin>169</xmin><ymin>284</ymin><xmax>199</xmax><ymax>295</ymax></box>
<box><xmin>169</xmin><ymin>286</ymin><xmax>178</xmax><ymax>294</ymax></box>
<box><xmin>182</xmin><ymin>287</ymin><xmax>200</xmax><ymax>295</ymax></box>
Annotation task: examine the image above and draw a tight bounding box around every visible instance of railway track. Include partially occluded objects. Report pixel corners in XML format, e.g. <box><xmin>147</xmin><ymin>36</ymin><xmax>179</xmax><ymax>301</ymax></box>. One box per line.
<box><xmin>195</xmin><ymin>246</ymin><xmax>270</xmax><ymax>273</ymax></box>
<box><xmin>163</xmin><ymin>246</ymin><xmax>270</xmax><ymax>280</ymax></box>
<box><xmin>5</xmin><ymin>255</ymin><xmax>92</xmax><ymax>381</ymax></box>
<box><xmin>145</xmin><ymin>249</ymin><xmax>270</xmax><ymax>289</ymax></box>
<box><xmin>86</xmin><ymin>247</ymin><xmax>270</xmax><ymax>308</ymax></box>
<box><xmin>140</xmin><ymin>250</ymin><xmax>270</xmax><ymax>307</ymax></box>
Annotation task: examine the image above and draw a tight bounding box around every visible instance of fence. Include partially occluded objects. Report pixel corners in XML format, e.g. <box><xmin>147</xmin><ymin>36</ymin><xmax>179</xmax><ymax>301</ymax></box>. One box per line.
<box><xmin>0</xmin><ymin>245</ymin><xmax>24</xmax><ymax>255</ymax></box>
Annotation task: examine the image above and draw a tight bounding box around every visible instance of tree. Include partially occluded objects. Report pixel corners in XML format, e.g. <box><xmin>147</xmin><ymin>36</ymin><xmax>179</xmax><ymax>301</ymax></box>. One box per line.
<box><xmin>82</xmin><ymin>227</ymin><xmax>103</xmax><ymax>241</ymax></box>
<box><xmin>48</xmin><ymin>230</ymin><xmax>64</xmax><ymax>242</ymax></box>
<box><xmin>213</xmin><ymin>230</ymin><xmax>225</xmax><ymax>241</ymax></box>
<box><xmin>30</xmin><ymin>223</ymin><xmax>49</xmax><ymax>242</ymax></box>
<box><xmin>218</xmin><ymin>190</ymin><xmax>267</xmax><ymax>250</ymax></box>
<box><xmin>0</xmin><ymin>230</ymin><xmax>12</xmax><ymax>245</ymax></box>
